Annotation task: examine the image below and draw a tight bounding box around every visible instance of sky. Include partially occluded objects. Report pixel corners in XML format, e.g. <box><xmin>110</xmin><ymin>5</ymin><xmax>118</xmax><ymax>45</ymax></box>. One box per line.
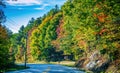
<box><xmin>2</xmin><ymin>0</ymin><xmax>66</xmax><ymax>33</ymax></box>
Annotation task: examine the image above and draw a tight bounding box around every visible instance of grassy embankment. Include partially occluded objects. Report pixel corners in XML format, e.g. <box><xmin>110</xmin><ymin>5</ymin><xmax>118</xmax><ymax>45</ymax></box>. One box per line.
<box><xmin>2</xmin><ymin>64</ymin><xmax>29</xmax><ymax>72</ymax></box>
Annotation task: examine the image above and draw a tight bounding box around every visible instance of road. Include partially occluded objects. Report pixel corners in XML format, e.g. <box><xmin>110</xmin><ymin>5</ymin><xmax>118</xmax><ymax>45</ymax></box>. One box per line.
<box><xmin>6</xmin><ymin>64</ymin><xmax>85</xmax><ymax>73</ymax></box>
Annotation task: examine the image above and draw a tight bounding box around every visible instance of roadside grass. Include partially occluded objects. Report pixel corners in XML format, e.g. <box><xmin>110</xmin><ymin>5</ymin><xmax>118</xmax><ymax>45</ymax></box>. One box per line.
<box><xmin>18</xmin><ymin>60</ymin><xmax>76</xmax><ymax>65</ymax></box>
<box><xmin>17</xmin><ymin>60</ymin><xmax>76</xmax><ymax>67</ymax></box>
<box><xmin>49</xmin><ymin>61</ymin><xmax>75</xmax><ymax>66</ymax></box>
<box><xmin>5</xmin><ymin>65</ymin><xmax>29</xmax><ymax>72</ymax></box>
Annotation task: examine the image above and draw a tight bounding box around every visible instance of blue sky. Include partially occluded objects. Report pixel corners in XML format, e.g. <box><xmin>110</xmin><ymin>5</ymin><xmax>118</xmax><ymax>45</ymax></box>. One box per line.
<box><xmin>2</xmin><ymin>0</ymin><xmax>66</xmax><ymax>33</ymax></box>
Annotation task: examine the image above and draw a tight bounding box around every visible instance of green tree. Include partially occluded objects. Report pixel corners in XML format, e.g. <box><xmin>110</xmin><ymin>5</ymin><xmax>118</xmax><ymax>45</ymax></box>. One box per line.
<box><xmin>30</xmin><ymin>11</ymin><xmax>62</xmax><ymax>61</ymax></box>
<box><xmin>34</xmin><ymin>17</ymin><xmax>42</xmax><ymax>26</ymax></box>
<box><xmin>0</xmin><ymin>0</ymin><xmax>6</xmax><ymax>23</ymax></box>
<box><xmin>0</xmin><ymin>1</ymin><xmax>13</xmax><ymax>71</ymax></box>
<box><xmin>15</xmin><ymin>25</ymin><xmax>26</xmax><ymax>62</ymax></box>
<box><xmin>0</xmin><ymin>25</ymin><xmax>11</xmax><ymax>70</ymax></box>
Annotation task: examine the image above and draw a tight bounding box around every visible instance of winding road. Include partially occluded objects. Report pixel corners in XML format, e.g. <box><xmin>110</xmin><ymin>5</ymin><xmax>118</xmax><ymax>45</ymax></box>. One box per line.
<box><xmin>6</xmin><ymin>64</ymin><xmax>85</xmax><ymax>73</ymax></box>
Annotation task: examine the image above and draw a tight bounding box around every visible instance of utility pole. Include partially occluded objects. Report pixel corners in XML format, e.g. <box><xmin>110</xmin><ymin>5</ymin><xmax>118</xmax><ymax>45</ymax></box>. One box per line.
<box><xmin>24</xmin><ymin>32</ymin><xmax>28</xmax><ymax>68</ymax></box>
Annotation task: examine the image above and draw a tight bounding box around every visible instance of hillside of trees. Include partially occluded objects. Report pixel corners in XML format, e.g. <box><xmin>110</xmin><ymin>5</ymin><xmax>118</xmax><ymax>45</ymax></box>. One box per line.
<box><xmin>0</xmin><ymin>0</ymin><xmax>120</xmax><ymax>73</ymax></box>
<box><xmin>0</xmin><ymin>0</ymin><xmax>15</xmax><ymax>71</ymax></box>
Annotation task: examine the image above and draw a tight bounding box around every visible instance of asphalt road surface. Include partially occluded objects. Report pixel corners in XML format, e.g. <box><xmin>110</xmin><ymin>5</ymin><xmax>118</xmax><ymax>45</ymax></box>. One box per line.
<box><xmin>6</xmin><ymin>64</ymin><xmax>85</xmax><ymax>73</ymax></box>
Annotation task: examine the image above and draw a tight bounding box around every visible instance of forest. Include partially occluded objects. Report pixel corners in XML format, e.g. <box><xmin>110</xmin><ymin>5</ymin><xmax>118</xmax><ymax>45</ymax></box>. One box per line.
<box><xmin>0</xmin><ymin>0</ymin><xmax>120</xmax><ymax>73</ymax></box>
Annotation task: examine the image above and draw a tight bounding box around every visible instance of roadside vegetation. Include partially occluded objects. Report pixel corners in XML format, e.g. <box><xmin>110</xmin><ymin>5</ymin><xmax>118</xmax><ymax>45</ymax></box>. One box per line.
<box><xmin>5</xmin><ymin>65</ymin><xmax>29</xmax><ymax>72</ymax></box>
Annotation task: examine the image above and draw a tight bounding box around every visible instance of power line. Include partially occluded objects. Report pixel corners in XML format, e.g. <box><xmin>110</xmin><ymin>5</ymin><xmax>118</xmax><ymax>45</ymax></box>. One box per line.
<box><xmin>5</xmin><ymin>17</ymin><xmax>21</xmax><ymax>29</ymax></box>
<box><xmin>7</xmin><ymin>17</ymin><xmax>18</xmax><ymax>25</ymax></box>
<box><xmin>3</xmin><ymin>23</ymin><xmax>18</xmax><ymax>31</ymax></box>
<box><xmin>6</xmin><ymin>20</ymin><xmax>20</xmax><ymax>28</ymax></box>
<box><xmin>3</xmin><ymin>17</ymin><xmax>26</xmax><ymax>32</ymax></box>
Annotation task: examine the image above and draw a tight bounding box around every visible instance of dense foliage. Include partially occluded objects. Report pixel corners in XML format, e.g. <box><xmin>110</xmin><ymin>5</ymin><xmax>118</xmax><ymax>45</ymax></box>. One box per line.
<box><xmin>10</xmin><ymin>17</ymin><xmax>42</xmax><ymax>62</ymax></box>
<box><xmin>0</xmin><ymin>25</ymin><xmax>10</xmax><ymax>70</ymax></box>
<box><xmin>9</xmin><ymin>0</ymin><xmax>120</xmax><ymax>68</ymax></box>
<box><xmin>30</xmin><ymin>6</ymin><xmax>62</xmax><ymax>61</ymax></box>
<box><xmin>0</xmin><ymin>0</ymin><xmax>15</xmax><ymax>71</ymax></box>
<box><xmin>53</xmin><ymin>0</ymin><xmax>120</xmax><ymax>60</ymax></box>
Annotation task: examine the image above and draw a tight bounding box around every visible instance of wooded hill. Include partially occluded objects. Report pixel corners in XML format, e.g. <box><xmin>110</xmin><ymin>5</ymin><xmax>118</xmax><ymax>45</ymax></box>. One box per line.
<box><xmin>1</xmin><ymin>0</ymin><xmax>120</xmax><ymax>73</ymax></box>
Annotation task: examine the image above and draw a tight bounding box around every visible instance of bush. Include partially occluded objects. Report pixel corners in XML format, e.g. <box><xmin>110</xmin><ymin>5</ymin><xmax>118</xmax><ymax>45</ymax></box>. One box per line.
<box><xmin>100</xmin><ymin>49</ymin><xmax>107</xmax><ymax>55</ymax></box>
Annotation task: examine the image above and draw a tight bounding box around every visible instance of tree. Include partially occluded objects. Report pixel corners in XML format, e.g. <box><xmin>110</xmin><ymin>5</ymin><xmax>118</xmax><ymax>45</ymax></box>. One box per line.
<box><xmin>30</xmin><ymin>11</ymin><xmax>62</xmax><ymax>61</ymax></box>
<box><xmin>15</xmin><ymin>25</ymin><xmax>26</xmax><ymax>62</ymax></box>
<box><xmin>0</xmin><ymin>0</ymin><xmax>6</xmax><ymax>23</ymax></box>
<box><xmin>34</xmin><ymin>17</ymin><xmax>42</xmax><ymax>26</ymax></box>
<box><xmin>0</xmin><ymin>25</ymin><xmax>12</xmax><ymax>70</ymax></box>
<box><xmin>0</xmin><ymin>0</ymin><xmax>12</xmax><ymax>71</ymax></box>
